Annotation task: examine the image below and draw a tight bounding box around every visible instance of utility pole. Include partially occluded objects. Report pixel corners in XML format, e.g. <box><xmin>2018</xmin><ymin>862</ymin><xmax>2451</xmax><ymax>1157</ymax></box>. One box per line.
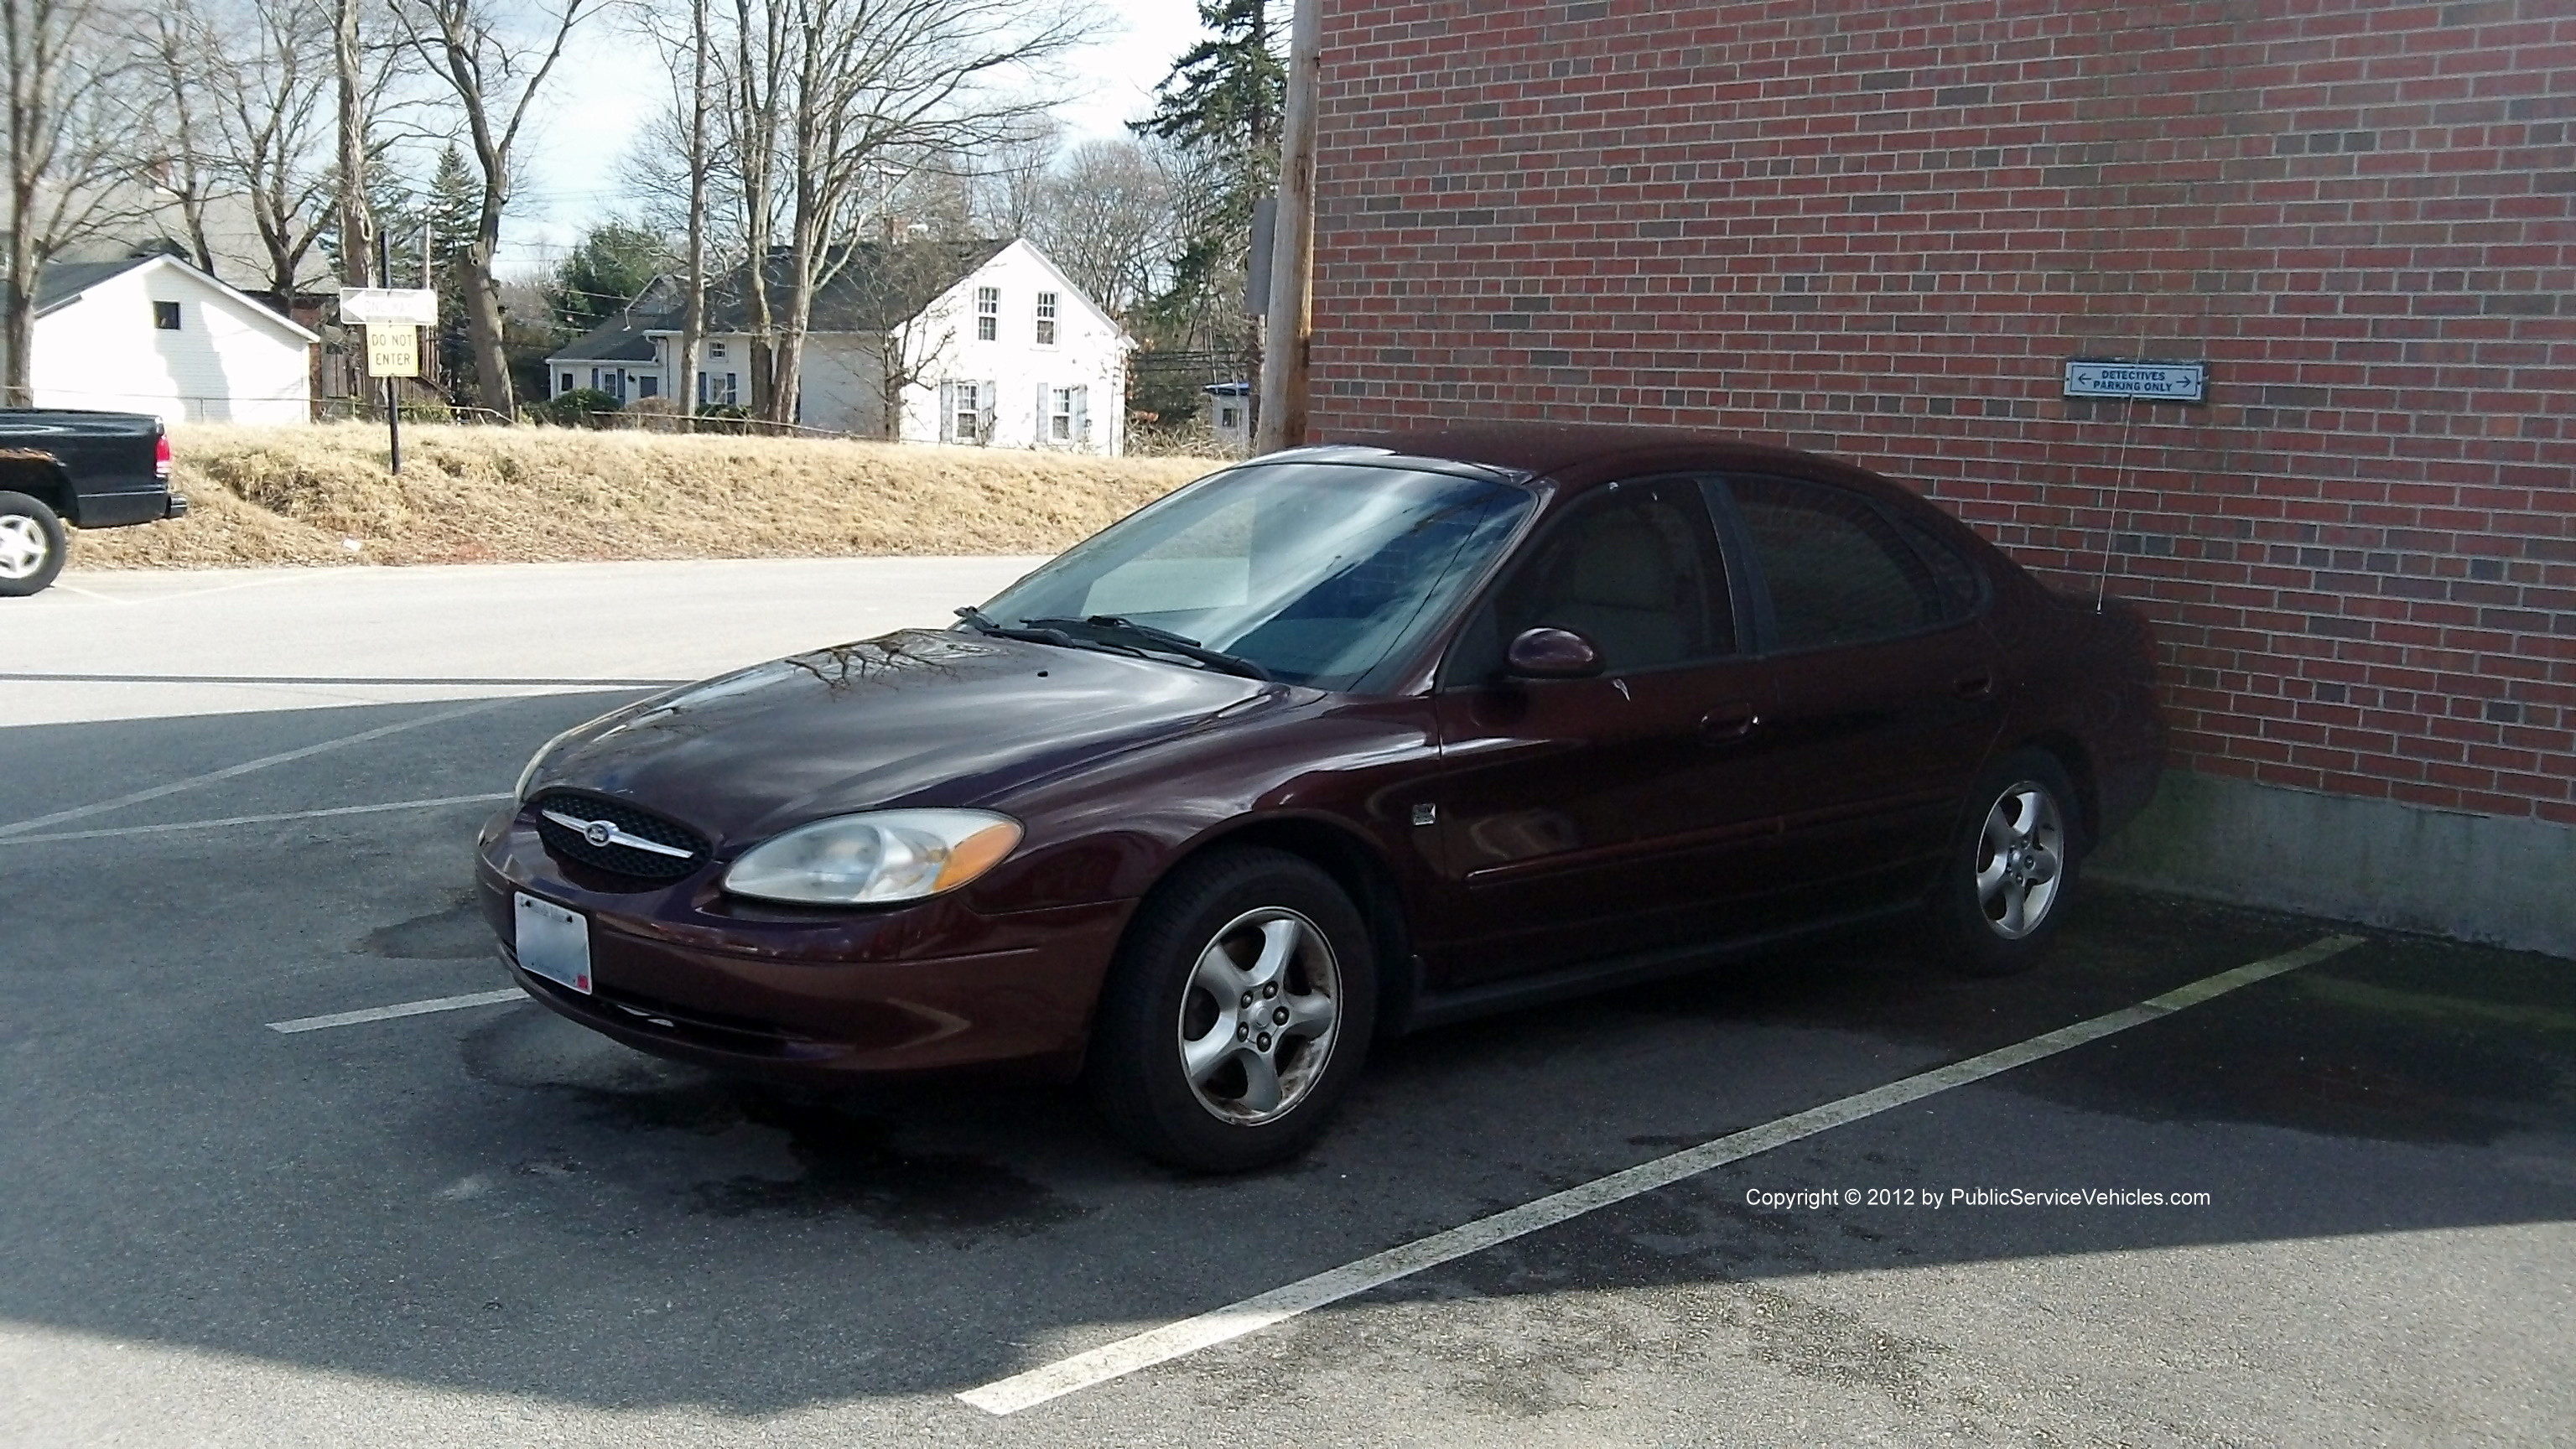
<box><xmin>379</xmin><ymin>233</ymin><xmax>402</xmax><ymax>475</ymax></box>
<box><xmin>1254</xmin><ymin>0</ymin><xmax>1322</xmax><ymax>455</ymax></box>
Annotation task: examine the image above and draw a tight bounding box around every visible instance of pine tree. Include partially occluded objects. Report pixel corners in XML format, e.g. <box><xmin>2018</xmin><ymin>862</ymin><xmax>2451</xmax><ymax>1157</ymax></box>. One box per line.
<box><xmin>424</xmin><ymin>146</ymin><xmax>481</xmax><ymax>387</ymax></box>
<box><xmin>1134</xmin><ymin>1</ymin><xmax>1283</xmax><ymax>262</ymax></box>
<box><xmin>547</xmin><ymin>223</ymin><xmax>675</xmax><ymax>337</ymax></box>
<box><xmin>1129</xmin><ymin>1</ymin><xmax>1285</xmax><ymax>409</ymax></box>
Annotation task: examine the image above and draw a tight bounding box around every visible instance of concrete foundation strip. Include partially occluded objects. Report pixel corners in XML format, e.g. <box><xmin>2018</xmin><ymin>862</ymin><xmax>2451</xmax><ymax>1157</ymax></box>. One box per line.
<box><xmin>958</xmin><ymin>932</ymin><xmax>2366</xmax><ymax>1416</ymax></box>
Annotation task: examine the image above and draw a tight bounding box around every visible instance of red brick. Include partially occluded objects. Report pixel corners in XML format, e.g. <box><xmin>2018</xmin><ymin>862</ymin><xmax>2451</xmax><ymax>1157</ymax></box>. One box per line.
<box><xmin>1311</xmin><ymin>0</ymin><xmax>2573</xmax><ymax>823</ymax></box>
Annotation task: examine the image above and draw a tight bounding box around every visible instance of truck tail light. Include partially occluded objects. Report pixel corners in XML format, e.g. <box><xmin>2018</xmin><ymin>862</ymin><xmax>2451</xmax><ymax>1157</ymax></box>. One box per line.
<box><xmin>155</xmin><ymin>432</ymin><xmax>172</xmax><ymax>480</ymax></box>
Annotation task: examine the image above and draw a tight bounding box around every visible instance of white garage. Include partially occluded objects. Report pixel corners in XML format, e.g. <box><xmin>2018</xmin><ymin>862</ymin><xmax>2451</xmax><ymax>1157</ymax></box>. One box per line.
<box><xmin>18</xmin><ymin>253</ymin><xmax>314</xmax><ymax>425</ymax></box>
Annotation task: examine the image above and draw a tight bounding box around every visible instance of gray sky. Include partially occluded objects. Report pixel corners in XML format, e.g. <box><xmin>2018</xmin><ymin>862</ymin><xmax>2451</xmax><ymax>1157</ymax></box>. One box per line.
<box><xmin>499</xmin><ymin>0</ymin><xmax>1203</xmax><ymax>273</ymax></box>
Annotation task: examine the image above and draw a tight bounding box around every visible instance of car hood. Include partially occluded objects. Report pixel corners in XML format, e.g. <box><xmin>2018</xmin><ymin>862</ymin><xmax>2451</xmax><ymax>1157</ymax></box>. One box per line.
<box><xmin>535</xmin><ymin>628</ymin><xmax>1272</xmax><ymax>844</ymax></box>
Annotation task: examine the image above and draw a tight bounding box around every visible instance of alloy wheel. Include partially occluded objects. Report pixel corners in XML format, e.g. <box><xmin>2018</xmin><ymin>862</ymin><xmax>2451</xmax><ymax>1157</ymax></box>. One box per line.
<box><xmin>1975</xmin><ymin>781</ymin><xmax>2066</xmax><ymax>939</ymax></box>
<box><xmin>1176</xmin><ymin>906</ymin><xmax>1341</xmax><ymax>1125</ymax></box>
<box><xmin>0</xmin><ymin>516</ymin><xmax>49</xmax><ymax>580</ymax></box>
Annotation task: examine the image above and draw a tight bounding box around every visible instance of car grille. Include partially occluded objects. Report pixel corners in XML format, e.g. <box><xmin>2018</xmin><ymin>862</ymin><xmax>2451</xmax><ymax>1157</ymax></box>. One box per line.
<box><xmin>531</xmin><ymin>789</ymin><xmax>710</xmax><ymax>885</ymax></box>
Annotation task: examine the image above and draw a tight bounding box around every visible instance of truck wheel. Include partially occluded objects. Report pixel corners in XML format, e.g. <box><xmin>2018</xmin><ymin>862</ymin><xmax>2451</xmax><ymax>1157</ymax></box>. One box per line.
<box><xmin>0</xmin><ymin>491</ymin><xmax>67</xmax><ymax>597</ymax></box>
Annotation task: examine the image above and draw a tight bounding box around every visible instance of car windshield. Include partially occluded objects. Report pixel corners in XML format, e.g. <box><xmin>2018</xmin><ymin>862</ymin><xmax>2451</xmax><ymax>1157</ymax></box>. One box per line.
<box><xmin>974</xmin><ymin>461</ymin><xmax>1533</xmax><ymax>691</ymax></box>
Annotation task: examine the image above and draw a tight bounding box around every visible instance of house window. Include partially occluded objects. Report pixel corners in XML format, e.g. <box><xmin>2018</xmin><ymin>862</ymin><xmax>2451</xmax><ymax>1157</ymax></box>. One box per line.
<box><xmin>637</xmin><ymin>376</ymin><xmax>658</xmax><ymax>398</ymax></box>
<box><xmin>1218</xmin><ymin>403</ymin><xmax>1240</xmax><ymax>429</ymax></box>
<box><xmin>560</xmin><ymin>372</ymin><xmax>574</xmax><ymax>395</ymax></box>
<box><xmin>952</xmin><ymin>381</ymin><xmax>982</xmax><ymax>442</ymax></box>
<box><xmin>976</xmin><ymin>287</ymin><xmax>999</xmax><ymax>341</ymax></box>
<box><xmin>153</xmin><ymin>301</ymin><xmax>181</xmax><ymax>330</ymax></box>
<box><xmin>724</xmin><ymin>372</ymin><xmax>738</xmax><ymax>404</ymax></box>
<box><xmin>709</xmin><ymin>340</ymin><xmax>726</xmax><ymax>359</ymax></box>
<box><xmin>1034</xmin><ymin>292</ymin><xmax>1057</xmax><ymax>345</ymax></box>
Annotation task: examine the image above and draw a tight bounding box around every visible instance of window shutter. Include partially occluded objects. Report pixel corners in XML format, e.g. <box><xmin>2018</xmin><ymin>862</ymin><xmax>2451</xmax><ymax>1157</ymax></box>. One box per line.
<box><xmin>1073</xmin><ymin>386</ymin><xmax>1090</xmax><ymax>445</ymax></box>
<box><xmin>939</xmin><ymin>382</ymin><xmax>955</xmax><ymax>444</ymax></box>
<box><xmin>979</xmin><ymin>382</ymin><xmax>997</xmax><ymax>444</ymax></box>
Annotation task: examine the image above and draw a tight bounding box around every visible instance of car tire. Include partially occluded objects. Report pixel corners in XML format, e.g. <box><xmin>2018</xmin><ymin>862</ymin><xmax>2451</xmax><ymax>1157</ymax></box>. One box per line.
<box><xmin>1928</xmin><ymin>747</ymin><xmax>2083</xmax><ymax>978</ymax></box>
<box><xmin>0</xmin><ymin>491</ymin><xmax>68</xmax><ymax>597</ymax></box>
<box><xmin>1087</xmin><ymin>847</ymin><xmax>1376</xmax><ymax>1173</ymax></box>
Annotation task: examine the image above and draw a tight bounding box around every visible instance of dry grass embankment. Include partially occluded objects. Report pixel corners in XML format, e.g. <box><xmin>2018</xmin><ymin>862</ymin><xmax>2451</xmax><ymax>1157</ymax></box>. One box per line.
<box><xmin>68</xmin><ymin>423</ymin><xmax>1224</xmax><ymax>569</ymax></box>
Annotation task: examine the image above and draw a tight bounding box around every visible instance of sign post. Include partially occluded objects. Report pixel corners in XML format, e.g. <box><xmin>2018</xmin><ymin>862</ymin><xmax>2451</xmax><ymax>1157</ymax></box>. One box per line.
<box><xmin>340</xmin><ymin>280</ymin><xmax>439</xmax><ymax>475</ymax></box>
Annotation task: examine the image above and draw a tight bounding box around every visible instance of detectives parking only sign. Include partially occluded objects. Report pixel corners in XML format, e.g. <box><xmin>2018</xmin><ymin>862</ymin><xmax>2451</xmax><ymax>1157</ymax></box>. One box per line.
<box><xmin>2064</xmin><ymin>359</ymin><xmax>2208</xmax><ymax>402</ymax></box>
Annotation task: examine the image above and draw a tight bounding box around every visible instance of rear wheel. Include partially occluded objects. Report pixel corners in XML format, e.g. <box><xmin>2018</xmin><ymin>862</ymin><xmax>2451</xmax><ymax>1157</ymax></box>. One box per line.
<box><xmin>0</xmin><ymin>491</ymin><xmax>67</xmax><ymax>597</ymax></box>
<box><xmin>1087</xmin><ymin>847</ymin><xmax>1375</xmax><ymax>1172</ymax></box>
<box><xmin>1929</xmin><ymin>748</ymin><xmax>2080</xmax><ymax>977</ymax></box>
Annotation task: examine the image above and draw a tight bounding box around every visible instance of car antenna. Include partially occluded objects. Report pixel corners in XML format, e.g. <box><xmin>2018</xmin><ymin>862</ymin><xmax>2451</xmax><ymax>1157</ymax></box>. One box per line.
<box><xmin>2093</xmin><ymin>314</ymin><xmax>2152</xmax><ymax>614</ymax></box>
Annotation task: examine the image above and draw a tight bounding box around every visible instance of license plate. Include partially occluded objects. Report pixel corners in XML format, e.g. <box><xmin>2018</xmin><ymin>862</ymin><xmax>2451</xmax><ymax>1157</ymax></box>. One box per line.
<box><xmin>514</xmin><ymin>892</ymin><xmax>592</xmax><ymax>995</ymax></box>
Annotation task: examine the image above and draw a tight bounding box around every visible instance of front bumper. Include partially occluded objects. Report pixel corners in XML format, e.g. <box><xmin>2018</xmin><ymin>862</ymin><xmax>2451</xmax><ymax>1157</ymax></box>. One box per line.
<box><xmin>476</xmin><ymin>809</ymin><xmax>1132</xmax><ymax>1083</ymax></box>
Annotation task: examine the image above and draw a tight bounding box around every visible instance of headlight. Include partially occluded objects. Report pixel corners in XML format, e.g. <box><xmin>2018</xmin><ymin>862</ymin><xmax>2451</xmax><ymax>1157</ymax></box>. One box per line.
<box><xmin>721</xmin><ymin>810</ymin><xmax>1023</xmax><ymax>906</ymax></box>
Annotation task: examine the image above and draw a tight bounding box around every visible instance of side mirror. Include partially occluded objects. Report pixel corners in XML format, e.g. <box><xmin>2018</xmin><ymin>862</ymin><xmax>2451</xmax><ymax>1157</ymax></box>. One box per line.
<box><xmin>1505</xmin><ymin>626</ymin><xmax>1603</xmax><ymax>680</ymax></box>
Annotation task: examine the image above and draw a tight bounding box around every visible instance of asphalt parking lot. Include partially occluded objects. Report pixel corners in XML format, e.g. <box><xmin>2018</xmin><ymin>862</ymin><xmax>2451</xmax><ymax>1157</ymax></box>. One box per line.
<box><xmin>4</xmin><ymin>561</ymin><xmax>2573</xmax><ymax>1447</ymax></box>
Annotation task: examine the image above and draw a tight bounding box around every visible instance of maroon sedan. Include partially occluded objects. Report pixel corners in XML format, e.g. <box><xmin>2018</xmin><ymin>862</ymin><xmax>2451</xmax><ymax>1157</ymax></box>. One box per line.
<box><xmin>478</xmin><ymin>424</ymin><xmax>2163</xmax><ymax>1171</ymax></box>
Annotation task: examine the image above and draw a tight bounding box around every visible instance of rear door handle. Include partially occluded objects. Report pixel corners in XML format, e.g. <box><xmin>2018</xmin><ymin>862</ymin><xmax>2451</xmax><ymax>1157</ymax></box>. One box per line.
<box><xmin>1953</xmin><ymin>672</ymin><xmax>1996</xmax><ymax>700</ymax></box>
<box><xmin>1699</xmin><ymin>703</ymin><xmax>1758</xmax><ymax>744</ymax></box>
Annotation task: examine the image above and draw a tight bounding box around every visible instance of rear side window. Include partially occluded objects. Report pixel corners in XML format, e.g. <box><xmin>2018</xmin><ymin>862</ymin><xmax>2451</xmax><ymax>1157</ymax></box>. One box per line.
<box><xmin>1722</xmin><ymin>475</ymin><xmax>1945</xmax><ymax>651</ymax></box>
<box><xmin>1888</xmin><ymin>512</ymin><xmax>1985</xmax><ymax>616</ymax></box>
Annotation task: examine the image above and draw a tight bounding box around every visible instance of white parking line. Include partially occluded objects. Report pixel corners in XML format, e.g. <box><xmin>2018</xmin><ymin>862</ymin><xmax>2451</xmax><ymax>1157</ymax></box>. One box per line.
<box><xmin>0</xmin><ymin>697</ymin><xmax>517</xmax><ymax>838</ymax></box>
<box><xmin>958</xmin><ymin>932</ymin><xmax>2366</xmax><ymax>1416</ymax></box>
<box><xmin>267</xmin><ymin>988</ymin><xmax>528</xmax><ymax>1034</ymax></box>
<box><xmin>0</xmin><ymin>793</ymin><xmax>512</xmax><ymax>845</ymax></box>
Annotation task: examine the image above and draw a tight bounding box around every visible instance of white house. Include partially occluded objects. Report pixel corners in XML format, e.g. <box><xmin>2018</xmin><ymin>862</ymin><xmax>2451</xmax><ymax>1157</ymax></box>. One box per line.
<box><xmin>3</xmin><ymin>252</ymin><xmax>316</xmax><ymax>425</ymax></box>
<box><xmin>547</xmin><ymin>238</ymin><xmax>1131</xmax><ymax>454</ymax></box>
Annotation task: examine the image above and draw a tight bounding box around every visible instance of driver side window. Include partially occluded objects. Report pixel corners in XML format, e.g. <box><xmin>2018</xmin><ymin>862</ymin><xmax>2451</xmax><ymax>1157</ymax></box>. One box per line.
<box><xmin>1446</xmin><ymin>480</ymin><xmax>1732</xmax><ymax>682</ymax></box>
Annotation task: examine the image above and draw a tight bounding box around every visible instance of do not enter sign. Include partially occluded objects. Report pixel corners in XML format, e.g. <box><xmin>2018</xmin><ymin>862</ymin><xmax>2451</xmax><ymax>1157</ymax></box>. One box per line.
<box><xmin>365</xmin><ymin>324</ymin><xmax>420</xmax><ymax>378</ymax></box>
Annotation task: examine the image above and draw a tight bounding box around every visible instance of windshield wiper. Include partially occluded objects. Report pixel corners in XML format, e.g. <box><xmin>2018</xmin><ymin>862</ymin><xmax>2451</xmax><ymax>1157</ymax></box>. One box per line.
<box><xmin>1018</xmin><ymin>615</ymin><xmax>1275</xmax><ymax>682</ymax></box>
<box><xmin>953</xmin><ymin>605</ymin><xmax>1148</xmax><ymax>660</ymax></box>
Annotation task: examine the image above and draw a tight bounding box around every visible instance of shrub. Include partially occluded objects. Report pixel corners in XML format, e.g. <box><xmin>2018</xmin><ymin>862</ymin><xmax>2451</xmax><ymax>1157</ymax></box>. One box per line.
<box><xmin>617</xmin><ymin>395</ymin><xmax>688</xmax><ymax>433</ymax></box>
<box><xmin>530</xmin><ymin>388</ymin><xmax>621</xmax><ymax>428</ymax></box>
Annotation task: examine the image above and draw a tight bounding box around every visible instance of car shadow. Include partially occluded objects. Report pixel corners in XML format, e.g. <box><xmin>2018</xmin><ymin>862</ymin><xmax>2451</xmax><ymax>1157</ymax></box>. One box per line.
<box><xmin>0</xmin><ymin>696</ymin><xmax>2569</xmax><ymax>1416</ymax></box>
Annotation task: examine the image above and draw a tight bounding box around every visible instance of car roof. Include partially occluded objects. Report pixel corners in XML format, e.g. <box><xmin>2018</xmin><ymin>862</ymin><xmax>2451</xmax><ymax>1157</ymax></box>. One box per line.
<box><xmin>1293</xmin><ymin>421</ymin><xmax>1909</xmax><ymax>501</ymax></box>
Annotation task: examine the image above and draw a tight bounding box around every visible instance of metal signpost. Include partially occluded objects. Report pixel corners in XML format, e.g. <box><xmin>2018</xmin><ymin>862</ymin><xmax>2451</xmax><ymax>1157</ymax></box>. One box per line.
<box><xmin>340</xmin><ymin>279</ymin><xmax>439</xmax><ymax>475</ymax></box>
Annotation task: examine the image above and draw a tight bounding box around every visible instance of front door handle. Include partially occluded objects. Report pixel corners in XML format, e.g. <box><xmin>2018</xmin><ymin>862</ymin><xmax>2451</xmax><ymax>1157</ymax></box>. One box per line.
<box><xmin>1699</xmin><ymin>703</ymin><xmax>1758</xmax><ymax>744</ymax></box>
<box><xmin>1953</xmin><ymin>672</ymin><xmax>1996</xmax><ymax>701</ymax></box>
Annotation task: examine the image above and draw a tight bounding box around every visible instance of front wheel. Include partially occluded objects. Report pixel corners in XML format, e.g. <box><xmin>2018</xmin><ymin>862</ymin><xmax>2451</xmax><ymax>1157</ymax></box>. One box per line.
<box><xmin>0</xmin><ymin>491</ymin><xmax>67</xmax><ymax>597</ymax></box>
<box><xmin>1087</xmin><ymin>847</ymin><xmax>1376</xmax><ymax>1172</ymax></box>
<box><xmin>1929</xmin><ymin>749</ymin><xmax>2081</xmax><ymax>977</ymax></box>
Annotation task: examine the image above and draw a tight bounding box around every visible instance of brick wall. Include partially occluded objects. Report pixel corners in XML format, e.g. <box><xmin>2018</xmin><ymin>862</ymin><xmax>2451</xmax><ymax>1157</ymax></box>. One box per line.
<box><xmin>1308</xmin><ymin>0</ymin><xmax>2576</xmax><ymax>826</ymax></box>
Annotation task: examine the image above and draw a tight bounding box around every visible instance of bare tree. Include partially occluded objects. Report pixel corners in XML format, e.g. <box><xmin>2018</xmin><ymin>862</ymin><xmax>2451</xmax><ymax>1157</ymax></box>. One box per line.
<box><xmin>631</xmin><ymin>0</ymin><xmax>719</xmax><ymax>423</ymax></box>
<box><xmin>138</xmin><ymin>6</ymin><xmax>225</xmax><ymax>273</ymax></box>
<box><xmin>392</xmin><ymin>0</ymin><xmax>593</xmax><ymax>415</ymax></box>
<box><xmin>721</xmin><ymin>0</ymin><xmax>790</xmax><ymax>419</ymax></box>
<box><xmin>1026</xmin><ymin>137</ymin><xmax>1175</xmax><ymax>319</ymax></box>
<box><xmin>969</xmin><ymin>121</ymin><xmax>1056</xmax><ymax>239</ymax></box>
<box><xmin>874</xmin><ymin>243</ymin><xmax>962</xmax><ymax>439</ymax></box>
<box><xmin>3</xmin><ymin>0</ymin><xmax>152</xmax><ymax>405</ymax></box>
<box><xmin>206</xmin><ymin>0</ymin><xmax>356</xmax><ymax>304</ymax></box>
<box><xmin>740</xmin><ymin>0</ymin><xmax>1086</xmax><ymax>428</ymax></box>
<box><xmin>333</xmin><ymin>0</ymin><xmax>372</xmax><ymax>287</ymax></box>
<box><xmin>675</xmin><ymin>0</ymin><xmax>711</xmax><ymax>425</ymax></box>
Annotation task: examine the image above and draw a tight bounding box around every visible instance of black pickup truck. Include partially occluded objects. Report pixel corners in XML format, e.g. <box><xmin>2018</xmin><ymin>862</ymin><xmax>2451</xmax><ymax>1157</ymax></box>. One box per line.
<box><xmin>0</xmin><ymin>408</ymin><xmax>188</xmax><ymax>596</ymax></box>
